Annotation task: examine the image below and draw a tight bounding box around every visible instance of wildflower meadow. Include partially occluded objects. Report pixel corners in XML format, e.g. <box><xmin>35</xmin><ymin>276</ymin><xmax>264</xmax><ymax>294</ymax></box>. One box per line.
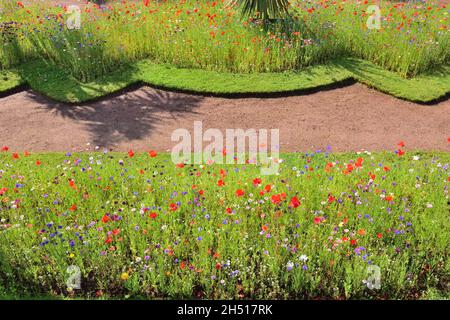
<box><xmin>0</xmin><ymin>145</ymin><xmax>449</xmax><ymax>299</ymax></box>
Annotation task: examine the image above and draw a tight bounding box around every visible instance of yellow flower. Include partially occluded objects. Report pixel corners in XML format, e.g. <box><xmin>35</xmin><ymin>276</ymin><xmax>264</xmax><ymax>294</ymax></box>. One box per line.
<box><xmin>120</xmin><ymin>272</ymin><xmax>129</xmax><ymax>281</ymax></box>
<box><xmin>69</xmin><ymin>253</ymin><xmax>75</xmax><ymax>258</ymax></box>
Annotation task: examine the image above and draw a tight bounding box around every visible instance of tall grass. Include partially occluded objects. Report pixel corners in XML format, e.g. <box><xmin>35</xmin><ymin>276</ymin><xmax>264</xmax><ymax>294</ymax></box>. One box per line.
<box><xmin>0</xmin><ymin>0</ymin><xmax>448</xmax><ymax>82</ymax></box>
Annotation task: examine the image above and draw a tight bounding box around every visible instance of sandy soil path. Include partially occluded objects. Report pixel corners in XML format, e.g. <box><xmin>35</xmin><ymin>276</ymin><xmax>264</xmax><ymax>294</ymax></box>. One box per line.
<box><xmin>0</xmin><ymin>83</ymin><xmax>449</xmax><ymax>153</ymax></box>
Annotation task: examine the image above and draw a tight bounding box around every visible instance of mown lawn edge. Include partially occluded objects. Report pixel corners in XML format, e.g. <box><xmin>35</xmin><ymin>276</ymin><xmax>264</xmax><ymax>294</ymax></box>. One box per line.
<box><xmin>0</xmin><ymin>59</ymin><xmax>448</xmax><ymax>104</ymax></box>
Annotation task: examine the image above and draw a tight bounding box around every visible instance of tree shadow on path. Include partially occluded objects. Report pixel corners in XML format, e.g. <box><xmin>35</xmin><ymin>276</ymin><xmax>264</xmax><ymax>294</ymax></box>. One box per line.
<box><xmin>27</xmin><ymin>86</ymin><xmax>203</xmax><ymax>148</ymax></box>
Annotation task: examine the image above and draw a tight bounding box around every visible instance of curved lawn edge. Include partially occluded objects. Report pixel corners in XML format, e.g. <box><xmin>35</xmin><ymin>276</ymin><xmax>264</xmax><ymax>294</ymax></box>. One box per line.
<box><xmin>0</xmin><ymin>69</ymin><xmax>26</xmax><ymax>98</ymax></box>
<box><xmin>0</xmin><ymin>58</ymin><xmax>449</xmax><ymax>104</ymax></box>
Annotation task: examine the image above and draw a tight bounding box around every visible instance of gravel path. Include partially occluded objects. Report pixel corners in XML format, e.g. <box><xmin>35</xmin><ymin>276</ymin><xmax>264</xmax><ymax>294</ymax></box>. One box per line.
<box><xmin>0</xmin><ymin>83</ymin><xmax>449</xmax><ymax>153</ymax></box>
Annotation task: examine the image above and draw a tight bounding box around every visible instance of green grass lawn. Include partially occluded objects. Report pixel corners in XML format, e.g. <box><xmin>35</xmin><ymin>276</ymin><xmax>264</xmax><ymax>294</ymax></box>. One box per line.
<box><xmin>0</xmin><ymin>149</ymin><xmax>448</xmax><ymax>299</ymax></box>
<box><xmin>1</xmin><ymin>58</ymin><xmax>449</xmax><ymax>103</ymax></box>
<box><xmin>0</xmin><ymin>69</ymin><xmax>23</xmax><ymax>94</ymax></box>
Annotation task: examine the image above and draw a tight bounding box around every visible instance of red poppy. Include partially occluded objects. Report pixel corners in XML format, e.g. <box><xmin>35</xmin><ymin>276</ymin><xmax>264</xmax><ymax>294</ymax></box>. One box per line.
<box><xmin>148</xmin><ymin>150</ymin><xmax>157</xmax><ymax>157</ymax></box>
<box><xmin>17</xmin><ymin>2</ymin><xmax>24</xmax><ymax>8</ymax></box>
<box><xmin>0</xmin><ymin>187</ymin><xmax>8</xmax><ymax>195</ymax></box>
<box><xmin>328</xmin><ymin>195</ymin><xmax>336</xmax><ymax>203</ymax></box>
<box><xmin>289</xmin><ymin>196</ymin><xmax>301</xmax><ymax>208</ymax></box>
<box><xmin>385</xmin><ymin>195</ymin><xmax>393</xmax><ymax>202</ymax></box>
<box><xmin>377</xmin><ymin>233</ymin><xmax>383</xmax><ymax>239</ymax></box>
<box><xmin>36</xmin><ymin>160</ymin><xmax>41</xmax><ymax>166</ymax></box>
<box><xmin>313</xmin><ymin>217</ymin><xmax>321</xmax><ymax>224</ymax></box>
<box><xmin>143</xmin><ymin>0</ymin><xmax>150</xmax><ymax>7</ymax></box>
<box><xmin>12</xmin><ymin>153</ymin><xmax>19</xmax><ymax>159</ymax></box>
<box><xmin>235</xmin><ymin>189</ymin><xmax>245</xmax><ymax>197</ymax></box>
<box><xmin>105</xmin><ymin>237</ymin><xmax>112</xmax><ymax>244</ymax></box>
<box><xmin>169</xmin><ymin>203</ymin><xmax>178</xmax><ymax>211</ymax></box>
<box><xmin>1</xmin><ymin>146</ymin><xmax>8</xmax><ymax>152</ymax></box>
<box><xmin>24</xmin><ymin>151</ymin><xmax>30</xmax><ymax>157</ymax></box>
<box><xmin>226</xmin><ymin>207</ymin><xmax>232</xmax><ymax>214</ymax></box>
<box><xmin>215</xmin><ymin>263</ymin><xmax>221</xmax><ymax>270</ymax></box>
<box><xmin>102</xmin><ymin>214</ymin><xmax>110</xmax><ymax>223</ymax></box>
<box><xmin>149</xmin><ymin>212</ymin><xmax>158</xmax><ymax>219</ymax></box>
<box><xmin>355</xmin><ymin>157</ymin><xmax>363</xmax><ymax>168</ymax></box>
<box><xmin>350</xmin><ymin>239</ymin><xmax>357</xmax><ymax>246</ymax></box>
<box><xmin>253</xmin><ymin>178</ymin><xmax>262</xmax><ymax>186</ymax></box>
<box><xmin>180</xmin><ymin>261</ymin><xmax>186</xmax><ymax>269</ymax></box>
<box><xmin>383</xmin><ymin>166</ymin><xmax>390</xmax><ymax>172</ymax></box>
<box><xmin>397</xmin><ymin>149</ymin><xmax>405</xmax><ymax>156</ymax></box>
<box><xmin>199</xmin><ymin>190</ymin><xmax>204</xmax><ymax>195</ymax></box>
<box><xmin>112</xmin><ymin>229</ymin><xmax>120</xmax><ymax>236</ymax></box>
<box><xmin>271</xmin><ymin>194</ymin><xmax>281</xmax><ymax>205</ymax></box>
<box><xmin>128</xmin><ymin>150</ymin><xmax>135</xmax><ymax>158</ymax></box>
<box><xmin>69</xmin><ymin>179</ymin><xmax>77</xmax><ymax>190</ymax></box>
<box><xmin>69</xmin><ymin>204</ymin><xmax>77</xmax><ymax>211</ymax></box>
<box><xmin>217</xmin><ymin>179</ymin><xmax>225</xmax><ymax>187</ymax></box>
<box><xmin>176</xmin><ymin>163</ymin><xmax>185</xmax><ymax>168</ymax></box>
<box><xmin>264</xmin><ymin>185</ymin><xmax>271</xmax><ymax>193</ymax></box>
